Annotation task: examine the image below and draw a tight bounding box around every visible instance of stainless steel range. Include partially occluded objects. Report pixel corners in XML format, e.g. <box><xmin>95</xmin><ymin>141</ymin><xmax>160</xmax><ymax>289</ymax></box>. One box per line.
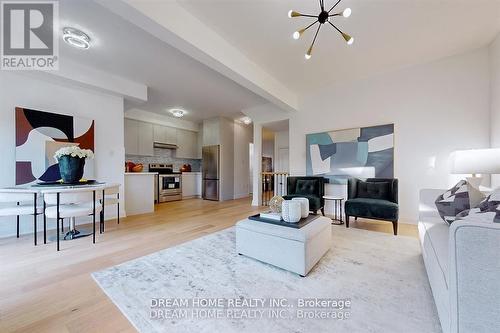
<box><xmin>149</xmin><ymin>163</ymin><xmax>182</xmax><ymax>203</ymax></box>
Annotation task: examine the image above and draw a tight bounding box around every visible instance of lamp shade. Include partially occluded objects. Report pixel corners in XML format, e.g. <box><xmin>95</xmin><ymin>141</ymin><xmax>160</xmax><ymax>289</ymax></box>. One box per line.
<box><xmin>450</xmin><ymin>148</ymin><xmax>500</xmax><ymax>174</ymax></box>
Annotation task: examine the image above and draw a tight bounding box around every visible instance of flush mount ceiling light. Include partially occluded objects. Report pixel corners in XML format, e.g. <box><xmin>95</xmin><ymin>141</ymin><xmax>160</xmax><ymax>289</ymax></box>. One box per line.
<box><xmin>241</xmin><ymin>116</ymin><xmax>252</xmax><ymax>125</ymax></box>
<box><xmin>62</xmin><ymin>27</ymin><xmax>91</xmax><ymax>49</ymax></box>
<box><xmin>288</xmin><ymin>0</ymin><xmax>353</xmax><ymax>60</ymax></box>
<box><xmin>169</xmin><ymin>108</ymin><xmax>185</xmax><ymax>118</ymax></box>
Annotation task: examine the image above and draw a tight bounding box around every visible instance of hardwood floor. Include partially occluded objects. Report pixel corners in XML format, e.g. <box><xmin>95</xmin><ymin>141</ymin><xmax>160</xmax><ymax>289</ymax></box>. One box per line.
<box><xmin>0</xmin><ymin>198</ymin><xmax>417</xmax><ymax>332</ymax></box>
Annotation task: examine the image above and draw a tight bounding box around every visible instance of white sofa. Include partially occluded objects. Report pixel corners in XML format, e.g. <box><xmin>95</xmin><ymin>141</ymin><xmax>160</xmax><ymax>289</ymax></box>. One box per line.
<box><xmin>418</xmin><ymin>189</ymin><xmax>500</xmax><ymax>333</ymax></box>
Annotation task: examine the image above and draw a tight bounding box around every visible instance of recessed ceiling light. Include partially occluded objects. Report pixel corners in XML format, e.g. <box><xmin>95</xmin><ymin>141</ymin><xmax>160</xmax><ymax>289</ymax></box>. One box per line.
<box><xmin>169</xmin><ymin>108</ymin><xmax>185</xmax><ymax>118</ymax></box>
<box><xmin>62</xmin><ymin>27</ymin><xmax>91</xmax><ymax>49</ymax></box>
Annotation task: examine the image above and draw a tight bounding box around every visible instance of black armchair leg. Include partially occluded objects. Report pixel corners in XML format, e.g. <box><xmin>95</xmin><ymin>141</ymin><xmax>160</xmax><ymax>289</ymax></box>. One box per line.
<box><xmin>345</xmin><ymin>215</ymin><xmax>349</xmax><ymax>228</ymax></box>
<box><xmin>320</xmin><ymin>207</ymin><xmax>325</xmax><ymax>216</ymax></box>
<box><xmin>392</xmin><ymin>221</ymin><xmax>398</xmax><ymax>236</ymax></box>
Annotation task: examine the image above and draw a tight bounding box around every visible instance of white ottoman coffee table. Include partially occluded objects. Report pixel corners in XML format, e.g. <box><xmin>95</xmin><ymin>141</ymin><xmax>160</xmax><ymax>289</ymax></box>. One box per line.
<box><xmin>235</xmin><ymin>216</ymin><xmax>331</xmax><ymax>276</ymax></box>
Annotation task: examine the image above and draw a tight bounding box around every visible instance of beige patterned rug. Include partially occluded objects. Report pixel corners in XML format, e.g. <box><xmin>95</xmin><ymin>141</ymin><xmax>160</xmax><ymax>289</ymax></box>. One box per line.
<box><xmin>92</xmin><ymin>225</ymin><xmax>441</xmax><ymax>333</ymax></box>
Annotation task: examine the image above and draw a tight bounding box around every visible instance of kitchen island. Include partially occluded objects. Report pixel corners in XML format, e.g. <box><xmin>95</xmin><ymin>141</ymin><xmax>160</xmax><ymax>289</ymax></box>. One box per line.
<box><xmin>124</xmin><ymin>172</ymin><xmax>157</xmax><ymax>216</ymax></box>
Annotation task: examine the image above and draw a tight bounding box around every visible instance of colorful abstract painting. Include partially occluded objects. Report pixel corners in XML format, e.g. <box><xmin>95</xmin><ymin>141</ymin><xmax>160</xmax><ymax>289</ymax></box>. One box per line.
<box><xmin>15</xmin><ymin>107</ymin><xmax>95</xmax><ymax>185</ymax></box>
<box><xmin>306</xmin><ymin>124</ymin><xmax>394</xmax><ymax>184</ymax></box>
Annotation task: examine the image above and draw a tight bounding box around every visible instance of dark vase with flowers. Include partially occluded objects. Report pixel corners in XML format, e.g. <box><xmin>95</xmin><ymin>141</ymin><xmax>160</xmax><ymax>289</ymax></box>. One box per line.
<box><xmin>58</xmin><ymin>155</ymin><xmax>86</xmax><ymax>183</ymax></box>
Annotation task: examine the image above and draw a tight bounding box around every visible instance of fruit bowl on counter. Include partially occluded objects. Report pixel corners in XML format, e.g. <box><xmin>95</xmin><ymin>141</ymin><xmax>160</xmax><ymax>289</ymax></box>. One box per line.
<box><xmin>125</xmin><ymin>161</ymin><xmax>143</xmax><ymax>173</ymax></box>
<box><xmin>180</xmin><ymin>164</ymin><xmax>192</xmax><ymax>172</ymax></box>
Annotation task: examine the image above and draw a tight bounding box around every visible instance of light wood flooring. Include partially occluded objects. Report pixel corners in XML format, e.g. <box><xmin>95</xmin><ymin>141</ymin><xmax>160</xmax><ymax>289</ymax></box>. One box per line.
<box><xmin>0</xmin><ymin>198</ymin><xmax>417</xmax><ymax>332</ymax></box>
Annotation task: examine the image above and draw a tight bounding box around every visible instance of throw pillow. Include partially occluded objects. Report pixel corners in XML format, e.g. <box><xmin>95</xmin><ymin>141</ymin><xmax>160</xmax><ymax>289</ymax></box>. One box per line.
<box><xmin>455</xmin><ymin>188</ymin><xmax>500</xmax><ymax>223</ymax></box>
<box><xmin>435</xmin><ymin>180</ymin><xmax>486</xmax><ymax>224</ymax></box>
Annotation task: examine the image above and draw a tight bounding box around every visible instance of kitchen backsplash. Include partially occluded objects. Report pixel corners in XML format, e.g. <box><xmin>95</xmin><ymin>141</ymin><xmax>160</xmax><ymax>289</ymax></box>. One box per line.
<box><xmin>126</xmin><ymin>148</ymin><xmax>202</xmax><ymax>172</ymax></box>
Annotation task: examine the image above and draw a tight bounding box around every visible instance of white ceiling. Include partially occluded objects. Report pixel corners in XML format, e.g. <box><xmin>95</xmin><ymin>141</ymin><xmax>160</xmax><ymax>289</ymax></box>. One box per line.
<box><xmin>58</xmin><ymin>0</ymin><xmax>267</xmax><ymax>122</ymax></box>
<box><xmin>180</xmin><ymin>0</ymin><xmax>500</xmax><ymax>96</ymax></box>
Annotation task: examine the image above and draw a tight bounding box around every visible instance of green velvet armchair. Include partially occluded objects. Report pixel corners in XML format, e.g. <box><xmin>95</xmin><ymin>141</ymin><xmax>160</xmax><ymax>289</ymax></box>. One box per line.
<box><xmin>283</xmin><ymin>176</ymin><xmax>326</xmax><ymax>215</ymax></box>
<box><xmin>345</xmin><ymin>178</ymin><xmax>399</xmax><ymax>235</ymax></box>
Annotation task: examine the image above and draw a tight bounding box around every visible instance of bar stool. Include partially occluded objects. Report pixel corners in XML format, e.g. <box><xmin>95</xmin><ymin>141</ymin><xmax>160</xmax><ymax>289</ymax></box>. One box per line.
<box><xmin>0</xmin><ymin>189</ymin><xmax>42</xmax><ymax>245</ymax></box>
<box><xmin>42</xmin><ymin>187</ymin><xmax>103</xmax><ymax>251</ymax></box>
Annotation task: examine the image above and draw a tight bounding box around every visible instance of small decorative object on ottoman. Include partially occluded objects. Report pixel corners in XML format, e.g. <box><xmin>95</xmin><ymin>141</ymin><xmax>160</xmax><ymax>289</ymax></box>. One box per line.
<box><xmin>282</xmin><ymin>200</ymin><xmax>301</xmax><ymax>223</ymax></box>
<box><xmin>269</xmin><ymin>195</ymin><xmax>285</xmax><ymax>213</ymax></box>
<box><xmin>292</xmin><ymin>197</ymin><xmax>309</xmax><ymax>218</ymax></box>
<box><xmin>236</xmin><ymin>216</ymin><xmax>331</xmax><ymax>276</ymax></box>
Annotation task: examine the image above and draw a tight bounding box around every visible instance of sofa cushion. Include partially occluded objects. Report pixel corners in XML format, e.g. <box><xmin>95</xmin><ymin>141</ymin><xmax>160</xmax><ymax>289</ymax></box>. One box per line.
<box><xmin>419</xmin><ymin>217</ymin><xmax>450</xmax><ymax>286</ymax></box>
<box><xmin>345</xmin><ymin>198</ymin><xmax>398</xmax><ymax>221</ymax></box>
<box><xmin>283</xmin><ymin>194</ymin><xmax>321</xmax><ymax>210</ymax></box>
<box><xmin>435</xmin><ymin>180</ymin><xmax>485</xmax><ymax>224</ymax></box>
<box><xmin>357</xmin><ymin>181</ymin><xmax>391</xmax><ymax>201</ymax></box>
<box><xmin>295</xmin><ymin>179</ymin><xmax>319</xmax><ymax>195</ymax></box>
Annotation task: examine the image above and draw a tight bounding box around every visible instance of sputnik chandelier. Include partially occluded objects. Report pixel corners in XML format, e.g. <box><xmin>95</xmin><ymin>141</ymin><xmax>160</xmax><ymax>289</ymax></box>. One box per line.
<box><xmin>288</xmin><ymin>0</ymin><xmax>353</xmax><ymax>60</ymax></box>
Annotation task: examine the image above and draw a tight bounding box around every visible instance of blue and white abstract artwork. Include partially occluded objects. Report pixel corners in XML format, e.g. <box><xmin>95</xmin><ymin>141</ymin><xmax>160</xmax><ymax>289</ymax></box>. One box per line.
<box><xmin>306</xmin><ymin>124</ymin><xmax>394</xmax><ymax>184</ymax></box>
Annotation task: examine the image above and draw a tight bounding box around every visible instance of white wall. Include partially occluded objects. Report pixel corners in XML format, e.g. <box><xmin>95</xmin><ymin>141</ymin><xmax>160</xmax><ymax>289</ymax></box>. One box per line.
<box><xmin>290</xmin><ymin>48</ymin><xmax>491</xmax><ymax>222</ymax></box>
<box><xmin>234</xmin><ymin>121</ymin><xmax>252</xmax><ymax>199</ymax></box>
<box><xmin>0</xmin><ymin>72</ymin><xmax>125</xmax><ymax>237</ymax></box>
<box><xmin>490</xmin><ymin>33</ymin><xmax>500</xmax><ymax>188</ymax></box>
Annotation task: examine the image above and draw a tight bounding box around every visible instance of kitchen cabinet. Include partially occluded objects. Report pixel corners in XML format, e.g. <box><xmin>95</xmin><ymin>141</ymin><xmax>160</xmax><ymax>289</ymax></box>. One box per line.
<box><xmin>166</xmin><ymin>127</ymin><xmax>177</xmax><ymax>144</ymax></box>
<box><xmin>153</xmin><ymin>124</ymin><xmax>166</xmax><ymax>143</ymax></box>
<box><xmin>182</xmin><ymin>172</ymin><xmax>202</xmax><ymax>198</ymax></box>
<box><xmin>124</xmin><ymin>119</ymin><xmax>139</xmax><ymax>155</ymax></box>
<box><xmin>176</xmin><ymin>129</ymin><xmax>198</xmax><ymax>159</ymax></box>
<box><xmin>125</xmin><ymin>119</ymin><xmax>153</xmax><ymax>156</ymax></box>
<box><xmin>154</xmin><ymin>124</ymin><xmax>177</xmax><ymax>144</ymax></box>
<box><xmin>125</xmin><ymin>172</ymin><xmax>156</xmax><ymax>215</ymax></box>
<box><xmin>202</xmin><ymin>118</ymin><xmax>220</xmax><ymax>146</ymax></box>
<box><xmin>138</xmin><ymin>121</ymin><xmax>154</xmax><ymax>156</ymax></box>
<box><xmin>126</xmin><ymin>118</ymin><xmax>201</xmax><ymax>158</ymax></box>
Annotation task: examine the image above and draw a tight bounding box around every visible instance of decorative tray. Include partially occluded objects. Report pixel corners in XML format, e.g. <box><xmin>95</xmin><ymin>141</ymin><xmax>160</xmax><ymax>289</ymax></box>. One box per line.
<box><xmin>248</xmin><ymin>213</ymin><xmax>320</xmax><ymax>229</ymax></box>
<box><xmin>33</xmin><ymin>180</ymin><xmax>99</xmax><ymax>187</ymax></box>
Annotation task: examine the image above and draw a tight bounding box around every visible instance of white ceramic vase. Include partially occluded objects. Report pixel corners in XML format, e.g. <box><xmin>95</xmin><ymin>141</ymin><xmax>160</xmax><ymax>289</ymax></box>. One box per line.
<box><xmin>292</xmin><ymin>197</ymin><xmax>309</xmax><ymax>218</ymax></box>
<box><xmin>281</xmin><ymin>200</ymin><xmax>301</xmax><ymax>223</ymax></box>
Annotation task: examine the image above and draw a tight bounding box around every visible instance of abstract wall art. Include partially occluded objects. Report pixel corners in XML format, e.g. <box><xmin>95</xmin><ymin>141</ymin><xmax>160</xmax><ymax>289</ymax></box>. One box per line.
<box><xmin>15</xmin><ymin>107</ymin><xmax>95</xmax><ymax>185</ymax></box>
<box><xmin>306</xmin><ymin>124</ymin><xmax>394</xmax><ymax>184</ymax></box>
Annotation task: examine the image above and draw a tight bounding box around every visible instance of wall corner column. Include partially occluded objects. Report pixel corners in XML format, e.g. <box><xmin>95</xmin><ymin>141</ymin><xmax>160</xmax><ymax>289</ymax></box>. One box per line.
<box><xmin>252</xmin><ymin>123</ymin><xmax>262</xmax><ymax>206</ymax></box>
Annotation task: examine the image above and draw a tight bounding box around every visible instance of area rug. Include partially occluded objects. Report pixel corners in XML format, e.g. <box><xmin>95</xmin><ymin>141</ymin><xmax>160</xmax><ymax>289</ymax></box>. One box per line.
<box><xmin>92</xmin><ymin>226</ymin><xmax>441</xmax><ymax>333</ymax></box>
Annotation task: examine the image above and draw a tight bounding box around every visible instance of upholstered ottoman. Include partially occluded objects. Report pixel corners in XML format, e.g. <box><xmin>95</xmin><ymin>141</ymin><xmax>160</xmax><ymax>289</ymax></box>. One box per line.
<box><xmin>235</xmin><ymin>216</ymin><xmax>331</xmax><ymax>276</ymax></box>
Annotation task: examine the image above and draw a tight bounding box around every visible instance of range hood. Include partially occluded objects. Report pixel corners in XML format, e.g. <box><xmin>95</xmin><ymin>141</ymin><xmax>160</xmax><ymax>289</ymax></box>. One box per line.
<box><xmin>153</xmin><ymin>142</ymin><xmax>178</xmax><ymax>149</ymax></box>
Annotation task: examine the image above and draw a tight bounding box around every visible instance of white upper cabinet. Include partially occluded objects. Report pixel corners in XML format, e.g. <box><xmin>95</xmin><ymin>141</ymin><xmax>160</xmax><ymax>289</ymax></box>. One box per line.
<box><xmin>153</xmin><ymin>124</ymin><xmax>166</xmax><ymax>143</ymax></box>
<box><xmin>138</xmin><ymin>121</ymin><xmax>154</xmax><ymax>156</ymax></box>
<box><xmin>153</xmin><ymin>125</ymin><xmax>177</xmax><ymax>144</ymax></box>
<box><xmin>202</xmin><ymin>118</ymin><xmax>220</xmax><ymax>146</ymax></box>
<box><xmin>176</xmin><ymin>129</ymin><xmax>198</xmax><ymax>159</ymax></box>
<box><xmin>125</xmin><ymin>119</ymin><xmax>154</xmax><ymax>156</ymax></box>
<box><xmin>166</xmin><ymin>127</ymin><xmax>177</xmax><ymax>144</ymax></box>
<box><xmin>125</xmin><ymin>119</ymin><xmax>200</xmax><ymax>159</ymax></box>
<box><xmin>125</xmin><ymin>119</ymin><xmax>139</xmax><ymax>155</ymax></box>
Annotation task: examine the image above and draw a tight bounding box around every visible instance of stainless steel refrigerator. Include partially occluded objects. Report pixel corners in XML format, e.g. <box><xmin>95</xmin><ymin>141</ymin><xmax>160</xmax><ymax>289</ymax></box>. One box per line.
<box><xmin>202</xmin><ymin>145</ymin><xmax>220</xmax><ymax>201</ymax></box>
